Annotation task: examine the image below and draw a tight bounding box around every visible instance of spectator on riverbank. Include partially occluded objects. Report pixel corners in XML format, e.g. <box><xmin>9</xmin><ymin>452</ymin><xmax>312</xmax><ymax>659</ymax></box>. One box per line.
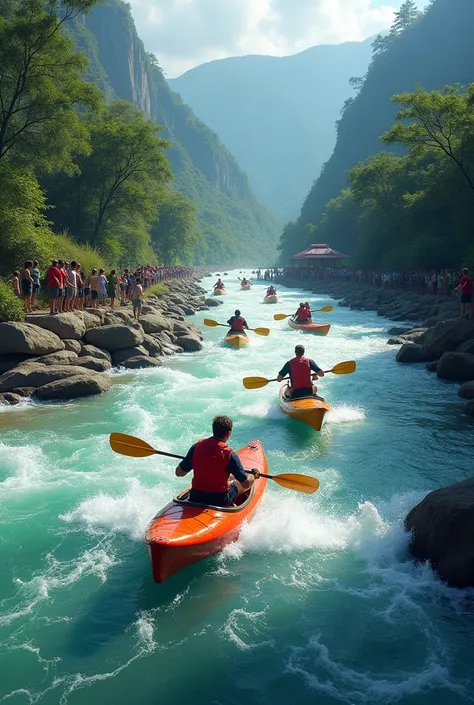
<box><xmin>456</xmin><ymin>268</ymin><xmax>473</xmax><ymax>319</ymax></box>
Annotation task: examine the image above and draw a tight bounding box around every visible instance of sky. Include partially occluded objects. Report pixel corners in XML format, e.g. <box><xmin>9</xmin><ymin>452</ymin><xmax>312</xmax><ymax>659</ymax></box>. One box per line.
<box><xmin>128</xmin><ymin>0</ymin><xmax>430</xmax><ymax>78</ymax></box>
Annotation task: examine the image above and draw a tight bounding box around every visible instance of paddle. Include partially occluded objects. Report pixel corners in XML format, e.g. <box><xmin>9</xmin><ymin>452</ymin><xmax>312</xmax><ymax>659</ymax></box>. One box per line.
<box><xmin>203</xmin><ymin>318</ymin><xmax>270</xmax><ymax>337</ymax></box>
<box><xmin>242</xmin><ymin>360</ymin><xmax>356</xmax><ymax>390</ymax></box>
<box><xmin>273</xmin><ymin>306</ymin><xmax>333</xmax><ymax>321</ymax></box>
<box><xmin>109</xmin><ymin>433</ymin><xmax>319</xmax><ymax>494</ymax></box>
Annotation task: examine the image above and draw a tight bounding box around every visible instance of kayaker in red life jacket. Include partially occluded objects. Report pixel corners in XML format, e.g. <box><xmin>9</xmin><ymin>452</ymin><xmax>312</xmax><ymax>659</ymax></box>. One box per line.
<box><xmin>293</xmin><ymin>302</ymin><xmax>311</xmax><ymax>323</ymax></box>
<box><xmin>277</xmin><ymin>345</ymin><xmax>325</xmax><ymax>399</ymax></box>
<box><xmin>241</xmin><ymin>277</ymin><xmax>250</xmax><ymax>286</ymax></box>
<box><xmin>227</xmin><ymin>309</ymin><xmax>249</xmax><ymax>335</ymax></box>
<box><xmin>267</xmin><ymin>285</ymin><xmax>276</xmax><ymax>296</ymax></box>
<box><xmin>214</xmin><ymin>279</ymin><xmax>225</xmax><ymax>290</ymax></box>
<box><xmin>175</xmin><ymin>415</ymin><xmax>260</xmax><ymax>507</ymax></box>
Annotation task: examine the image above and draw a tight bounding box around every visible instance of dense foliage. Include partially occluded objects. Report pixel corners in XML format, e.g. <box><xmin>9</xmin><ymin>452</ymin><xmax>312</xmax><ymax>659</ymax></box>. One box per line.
<box><xmin>0</xmin><ymin>280</ymin><xmax>25</xmax><ymax>323</ymax></box>
<box><xmin>279</xmin><ymin>0</ymin><xmax>474</xmax><ymax>268</ymax></box>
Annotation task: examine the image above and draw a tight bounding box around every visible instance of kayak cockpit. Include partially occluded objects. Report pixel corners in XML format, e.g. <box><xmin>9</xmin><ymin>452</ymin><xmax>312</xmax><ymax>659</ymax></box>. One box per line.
<box><xmin>173</xmin><ymin>486</ymin><xmax>254</xmax><ymax>512</ymax></box>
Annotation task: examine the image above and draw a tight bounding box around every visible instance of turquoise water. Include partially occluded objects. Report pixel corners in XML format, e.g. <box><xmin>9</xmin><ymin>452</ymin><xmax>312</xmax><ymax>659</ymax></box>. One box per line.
<box><xmin>1</xmin><ymin>271</ymin><xmax>473</xmax><ymax>705</ymax></box>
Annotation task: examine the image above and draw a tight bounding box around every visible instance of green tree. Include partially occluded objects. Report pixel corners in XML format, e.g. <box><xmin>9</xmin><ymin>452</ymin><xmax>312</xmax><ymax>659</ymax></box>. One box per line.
<box><xmin>392</xmin><ymin>0</ymin><xmax>420</xmax><ymax>35</ymax></box>
<box><xmin>151</xmin><ymin>190</ymin><xmax>197</xmax><ymax>265</ymax></box>
<box><xmin>0</xmin><ymin>0</ymin><xmax>101</xmax><ymax>172</ymax></box>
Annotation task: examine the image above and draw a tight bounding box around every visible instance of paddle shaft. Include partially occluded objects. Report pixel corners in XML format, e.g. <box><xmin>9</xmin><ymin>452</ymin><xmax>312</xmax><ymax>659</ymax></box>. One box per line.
<box><xmin>265</xmin><ymin>369</ymin><xmax>334</xmax><ymax>383</ymax></box>
<box><xmin>213</xmin><ymin>321</ymin><xmax>262</xmax><ymax>334</ymax></box>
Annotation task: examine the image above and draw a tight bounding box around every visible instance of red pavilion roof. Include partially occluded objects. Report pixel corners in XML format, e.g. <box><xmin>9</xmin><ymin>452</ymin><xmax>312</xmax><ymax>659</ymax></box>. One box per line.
<box><xmin>292</xmin><ymin>243</ymin><xmax>348</xmax><ymax>260</ymax></box>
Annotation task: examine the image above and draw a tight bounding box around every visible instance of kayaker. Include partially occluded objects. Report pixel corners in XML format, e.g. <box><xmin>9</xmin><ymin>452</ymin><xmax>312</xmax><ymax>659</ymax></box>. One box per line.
<box><xmin>455</xmin><ymin>268</ymin><xmax>473</xmax><ymax>319</ymax></box>
<box><xmin>277</xmin><ymin>345</ymin><xmax>325</xmax><ymax>399</ymax></box>
<box><xmin>293</xmin><ymin>302</ymin><xmax>311</xmax><ymax>323</ymax></box>
<box><xmin>175</xmin><ymin>415</ymin><xmax>260</xmax><ymax>507</ymax></box>
<box><xmin>227</xmin><ymin>309</ymin><xmax>249</xmax><ymax>335</ymax></box>
<box><xmin>214</xmin><ymin>278</ymin><xmax>225</xmax><ymax>290</ymax></box>
<box><xmin>267</xmin><ymin>285</ymin><xmax>276</xmax><ymax>296</ymax></box>
<box><xmin>241</xmin><ymin>277</ymin><xmax>249</xmax><ymax>286</ymax></box>
<box><xmin>304</xmin><ymin>302</ymin><xmax>312</xmax><ymax>321</ymax></box>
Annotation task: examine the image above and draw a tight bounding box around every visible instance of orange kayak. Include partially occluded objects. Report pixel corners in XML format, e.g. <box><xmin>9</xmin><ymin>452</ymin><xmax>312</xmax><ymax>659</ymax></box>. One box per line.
<box><xmin>224</xmin><ymin>333</ymin><xmax>249</xmax><ymax>348</ymax></box>
<box><xmin>263</xmin><ymin>295</ymin><xmax>278</xmax><ymax>304</ymax></box>
<box><xmin>279</xmin><ymin>384</ymin><xmax>330</xmax><ymax>431</ymax></box>
<box><xmin>241</xmin><ymin>284</ymin><xmax>252</xmax><ymax>290</ymax></box>
<box><xmin>288</xmin><ymin>319</ymin><xmax>330</xmax><ymax>335</ymax></box>
<box><xmin>213</xmin><ymin>288</ymin><xmax>226</xmax><ymax>296</ymax></box>
<box><xmin>144</xmin><ymin>441</ymin><xmax>268</xmax><ymax>582</ymax></box>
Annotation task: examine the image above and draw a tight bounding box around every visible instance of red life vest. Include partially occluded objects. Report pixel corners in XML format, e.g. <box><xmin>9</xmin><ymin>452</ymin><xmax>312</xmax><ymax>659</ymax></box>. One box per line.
<box><xmin>289</xmin><ymin>356</ymin><xmax>312</xmax><ymax>390</ymax></box>
<box><xmin>231</xmin><ymin>316</ymin><xmax>245</xmax><ymax>331</ymax></box>
<box><xmin>191</xmin><ymin>437</ymin><xmax>232</xmax><ymax>493</ymax></box>
<box><xmin>296</xmin><ymin>307</ymin><xmax>310</xmax><ymax>323</ymax></box>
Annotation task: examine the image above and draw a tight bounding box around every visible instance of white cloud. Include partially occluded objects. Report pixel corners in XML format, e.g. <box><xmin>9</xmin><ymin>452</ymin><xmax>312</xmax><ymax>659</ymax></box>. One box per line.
<box><xmin>128</xmin><ymin>0</ymin><xmax>429</xmax><ymax>77</ymax></box>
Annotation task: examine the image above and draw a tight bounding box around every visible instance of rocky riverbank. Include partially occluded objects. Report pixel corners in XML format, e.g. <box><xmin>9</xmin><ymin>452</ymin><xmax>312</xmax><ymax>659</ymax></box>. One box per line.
<box><xmin>280</xmin><ymin>277</ymin><xmax>474</xmax><ymax>419</ymax></box>
<box><xmin>0</xmin><ymin>276</ymin><xmax>212</xmax><ymax>406</ymax></box>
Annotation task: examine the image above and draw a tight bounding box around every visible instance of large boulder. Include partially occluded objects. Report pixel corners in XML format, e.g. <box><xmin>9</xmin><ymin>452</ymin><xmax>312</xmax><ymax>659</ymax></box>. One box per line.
<box><xmin>204</xmin><ymin>298</ymin><xmax>220</xmax><ymax>307</ymax></box>
<box><xmin>456</xmin><ymin>339</ymin><xmax>474</xmax><ymax>355</ymax></box>
<box><xmin>63</xmin><ymin>339</ymin><xmax>82</xmax><ymax>354</ymax></box>
<box><xmin>0</xmin><ymin>323</ymin><xmax>64</xmax><ymax>355</ymax></box>
<box><xmin>73</xmin><ymin>356</ymin><xmax>111</xmax><ymax>372</ymax></box>
<box><xmin>437</xmin><ymin>352</ymin><xmax>474</xmax><ymax>382</ymax></box>
<box><xmin>139</xmin><ymin>313</ymin><xmax>173</xmax><ymax>334</ymax></box>
<box><xmin>177</xmin><ymin>335</ymin><xmax>204</xmax><ymax>352</ymax></box>
<box><xmin>25</xmin><ymin>313</ymin><xmax>86</xmax><ymax>340</ymax></box>
<box><xmin>79</xmin><ymin>344</ymin><xmax>112</xmax><ymax>363</ymax></box>
<box><xmin>13</xmin><ymin>386</ymin><xmax>37</xmax><ymax>398</ymax></box>
<box><xmin>0</xmin><ymin>354</ymin><xmax>37</xmax><ymax>374</ymax></box>
<box><xmin>0</xmin><ymin>392</ymin><xmax>23</xmax><ymax>405</ymax></box>
<box><xmin>76</xmin><ymin>311</ymin><xmax>103</xmax><ymax>330</ymax></box>
<box><xmin>463</xmin><ymin>400</ymin><xmax>474</xmax><ymax>417</ymax></box>
<box><xmin>111</xmin><ymin>346</ymin><xmax>150</xmax><ymax>366</ymax></box>
<box><xmin>396</xmin><ymin>344</ymin><xmax>427</xmax><ymax>363</ymax></box>
<box><xmin>35</xmin><ymin>350</ymin><xmax>79</xmax><ymax>365</ymax></box>
<box><xmin>84</xmin><ymin>324</ymin><xmax>144</xmax><ymax>351</ymax></box>
<box><xmin>424</xmin><ymin>319</ymin><xmax>474</xmax><ymax>360</ymax></box>
<box><xmin>142</xmin><ymin>334</ymin><xmax>162</xmax><ymax>357</ymax></box>
<box><xmin>405</xmin><ymin>477</ymin><xmax>474</xmax><ymax>588</ymax></box>
<box><xmin>36</xmin><ymin>374</ymin><xmax>111</xmax><ymax>401</ymax></box>
<box><xmin>458</xmin><ymin>381</ymin><xmax>474</xmax><ymax>400</ymax></box>
<box><xmin>0</xmin><ymin>363</ymin><xmax>97</xmax><ymax>393</ymax></box>
<box><xmin>120</xmin><ymin>356</ymin><xmax>162</xmax><ymax>369</ymax></box>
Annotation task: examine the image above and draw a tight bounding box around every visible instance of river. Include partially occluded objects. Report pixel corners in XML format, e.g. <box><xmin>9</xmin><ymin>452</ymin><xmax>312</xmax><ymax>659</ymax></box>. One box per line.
<box><xmin>1</xmin><ymin>271</ymin><xmax>473</xmax><ymax>705</ymax></box>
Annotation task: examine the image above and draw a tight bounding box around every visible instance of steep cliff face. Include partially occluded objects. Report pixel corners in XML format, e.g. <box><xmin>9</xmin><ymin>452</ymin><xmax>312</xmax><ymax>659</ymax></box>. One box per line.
<box><xmin>69</xmin><ymin>0</ymin><xmax>277</xmax><ymax>262</ymax></box>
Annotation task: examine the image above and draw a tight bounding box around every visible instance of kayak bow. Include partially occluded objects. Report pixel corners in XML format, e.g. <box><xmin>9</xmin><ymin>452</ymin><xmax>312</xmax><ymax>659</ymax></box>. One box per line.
<box><xmin>288</xmin><ymin>319</ymin><xmax>331</xmax><ymax>335</ymax></box>
<box><xmin>278</xmin><ymin>384</ymin><xmax>330</xmax><ymax>432</ymax></box>
<box><xmin>224</xmin><ymin>333</ymin><xmax>249</xmax><ymax>348</ymax></box>
<box><xmin>263</xmin><ymin>295</ymin><xmax>278</xmax><ymax>304</ymax></box>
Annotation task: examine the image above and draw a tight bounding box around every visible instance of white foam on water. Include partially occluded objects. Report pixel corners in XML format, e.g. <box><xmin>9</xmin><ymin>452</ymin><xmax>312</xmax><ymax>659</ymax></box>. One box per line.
<box><xmin>223</xmin><ymin>607</ymin><xmax>275</xmax><ymax>652</ymax></box>
<box><xmin>326</xmin><ymin>405</ymin><xmax>366</xmax><ymax>424</ymax></box>
<box><xmin>0</xmin><ymin>443</ymin><xmax>49</xmax><ymax>500</ymax></box>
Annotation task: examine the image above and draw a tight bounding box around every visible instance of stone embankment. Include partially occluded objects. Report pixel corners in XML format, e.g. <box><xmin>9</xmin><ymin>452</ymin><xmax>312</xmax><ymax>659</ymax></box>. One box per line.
<box><xmin>281</xmin><ymin>278</ymin><xmax>474</xmax><ymax>418</ymax></box>
<box><xmin>0</xmin><ymin>277</ymin><xmax>212</xmax><ymax>405</ymax></box>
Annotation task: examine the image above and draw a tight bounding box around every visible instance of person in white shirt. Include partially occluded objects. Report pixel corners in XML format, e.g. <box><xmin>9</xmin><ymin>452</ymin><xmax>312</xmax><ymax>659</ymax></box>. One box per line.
<box><xmin>65</xmin><ymin>260</ymin><xmax>78</xmax><ymax>312</ymax></box>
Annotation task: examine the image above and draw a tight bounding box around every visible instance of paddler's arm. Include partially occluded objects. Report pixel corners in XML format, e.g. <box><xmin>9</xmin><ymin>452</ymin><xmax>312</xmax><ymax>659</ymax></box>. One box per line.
<box><xmin>277</xmin><ymin>361</ymin><xmax>290</xmax><ymax>383</ymax></box>
<box><xmin>228</xmin><ymin>453</ymin><xmax>260</xmax><ymax>490</ymax></box>
<box><xmin>243</xmin><ymin>318</ymin><xmax>249</xmax><ymax>329</ymax></box>
<box><xmin>175</xmin><ymin>444</ymin><xmax>195</xmax><ymax>477</ymax></box>
<box><xmin>310</xmin><ymin>360</ymin><xmax>324</xmax><ymax>378</ymax></box>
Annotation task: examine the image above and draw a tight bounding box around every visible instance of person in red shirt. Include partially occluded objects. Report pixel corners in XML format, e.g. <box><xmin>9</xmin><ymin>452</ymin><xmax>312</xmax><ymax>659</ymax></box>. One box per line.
<box><xmin>46</xmin><ymin>260</ymin><xmax>62</xmax><ymax>315</ymax></box>
<box><xmin>455</xmin><ymin>267</ymin><xmax>473</xmax><ymax>318</ymax></box>
<box><xmin>175</xmin><ymin>416</ymin><xmax>260</xmax><ymax>507</ymax></box>
<box><xmin>277</xmin><ymin>345</ymin><xmax>325</xmax><ymax>399</ymax></box>
<box><xmin>227</xmin><ymin>309</ymin><xmax>249</xmax><ymax>335</ymax></box>
<box><xmin>293</xmin><ymin>303</ymin><xmax>311</xmax><ymax>323</ymax></box>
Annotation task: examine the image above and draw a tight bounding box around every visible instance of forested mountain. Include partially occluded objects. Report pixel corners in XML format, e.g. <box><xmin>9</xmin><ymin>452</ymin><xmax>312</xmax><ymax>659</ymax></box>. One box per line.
<box><xmin>281</xmin><ymin>0</ymin><xmax>474</xmax><ymax>268</ymax></box>
<box><xmin>169</xmin><ymin>39</ymin><xmax>374</xmax><ymax>221</ymax></box>
<box><xmin>68</xmin><ymin>0</ymin><xmax>277</xmax><ymax>263</ymax></box>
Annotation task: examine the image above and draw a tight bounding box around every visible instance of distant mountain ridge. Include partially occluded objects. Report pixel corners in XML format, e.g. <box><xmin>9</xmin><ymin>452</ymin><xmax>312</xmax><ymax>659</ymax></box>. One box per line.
<box><xmin>169</xmin><ymin>39</ymin><xmax>374</xmax><ymax>221</ymax></box>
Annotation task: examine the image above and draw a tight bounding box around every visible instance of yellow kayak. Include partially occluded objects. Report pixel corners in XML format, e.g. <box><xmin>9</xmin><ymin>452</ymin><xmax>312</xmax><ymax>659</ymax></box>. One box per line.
<box><xmin>224</xmin><ymin>333</ymin><xmax>249</xmax><ymax>349</ymax></box>
<box><xmin>263</xmin><ymin>295</ymin><xmax>278</xmax><ymax>304</ymax></box>
<box><xmin>213</xmin><ymin>288</ymin><xmax>226</xmax><ymax>296</ymax></box>
<box><xmin>241</xmin><ymin>284</ymin><xmax>252</xmax><ymax>290</ymax></box>
<box><xmin>278</xmin><ymin>384</ymin><xmax>330</xmax><ymax>431</ymax></box>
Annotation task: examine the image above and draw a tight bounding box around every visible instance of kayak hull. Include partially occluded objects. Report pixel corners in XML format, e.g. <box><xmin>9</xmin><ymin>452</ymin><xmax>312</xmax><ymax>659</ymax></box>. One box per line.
<box><xmin>278</xmin><ymin>384</ymin><xmax>330</xmax><ymax>432</ymax></box>
<box><xmin>224</xmin><ymin>333</ymin><xmax>249</xmax><ymax>348</ymax></box>
<box><xmin>241</xmin><ymin>284</ymin><xmax>252</xmax><ymax>290</ymax></box>
<box><xmin>144</xmin><ymin>441</ymin><xmax>268</xmax><ymax>582</ymax></box>
<box><xmin>288</xmin><ymin>319</ymin><xmax>331</xmax><ymax>335</ymax></box>
<box><xmin>263</xmin><ymin>295</ymin><xmax>278</xmax><ymax>304</ymax></box>
<box><xmin>213</xmin><ymin>288</ymin><xmax>226</xmax><ymax>296</ymax></box>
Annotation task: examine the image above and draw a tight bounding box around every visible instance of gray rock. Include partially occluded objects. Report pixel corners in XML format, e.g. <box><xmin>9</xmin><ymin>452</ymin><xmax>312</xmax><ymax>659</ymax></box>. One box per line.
<box><xmin>0</xmin><ymin>323</ymin><xmax>64</xmax><ymax>356</ymax></box>
<box><xmin>139</xmin><ymin>313</ymin><xmax>173</xmax><ymax>334</ymax></box>
<box><xmin>456</xmin><ymin>339</ymin><xmax>474</xmax><ymax>355</ymax></box>
<box><xmin>0</xmin><ymin>363</ymin><xmax>98</xmax><ymax>393</ymax></box>
<box><xmin>204</xmin><ymin>298</ymin><xmax>220</xmax><ymax>307</ymax></box>
<box><xmin>401</xmin><ymin>328</ymin><xmax>429</xmax><ymax>344</ymax></box>
<box><xmin>103</xmin><ymin>313</ymin><xmax>122</xmax><ymax>326</ymax></box>
<box><xmin>84</xmin><ymin>325</ymin><xmax>144</xmax><ymax>352</ymax></box>
<box><xmin>73</xmin><ymin>356</ymin><xmax>111</xmax><ymax>372</ymax></box>
<box><xmin>426</xmin><ymin>361</ymin><xmax>438</xmax><ymax>373</ymax></box>
<box><xmin>142</xmin><ymin>335</ymin><xmax>162</xmax><ymax>357</ymax></box>
<box><xmin>13</xmin><ymin>387</ymin><xmax>37</xmax><ymax>398</ymax></box>
<box><xmin>36</xmin><ymin>374</ymin><xmax>111</xmax><ymax>401</ymax></box>
<box><xmin>458</xmin><ymin>381</ymin><xmax>474</xmax><ymax>399</ymax></box>
<box><xmin>177</xmin><ymin>335</ymin><xmax>204</xmax><ymax>352</ymax></box>
<box><xmin>424</xmin><ymin>319</ymin><xmax>474</xmax><ymax>360</ymax></box>
<box><xmin>388</xmin><ymin>327</ymin><xmax>411</xmax><ymax>336</ymax></box>
<box><xmin>111</xmin><ymin>309</ymin><xmax>134</xmax><ymax>323</ymax></box>
<box><xmin>405</xmin><ymin>477</ymin><xmax>474</xmax><ymax>587</ymax></box>
<box><xmin>387</xmin><ymin>337</ymin><xmax>406</xmax><ymax>345</ymax></box>
<box><xmin>112</xmin><ymin>346</ymin><xmax>150</xmax><ymax>366</ymax></box>
<box><xmin>120</xmin><ymin>356</ymin><xmax>162</xmax><ymax>369</ymax></box>
<box><xmin>77</xmin><ymin>311</ymin><xmax>103</xmax><ymax>330</ymax></box>
<box><xmin>35</xmin><ymin>350</ymin><xmax>79</xmax><ymax>365</ymax></box>
<box><xmin>437</xmin><ymin>352</ymin><xmax>474</xmax><ymax>382</ymax></box>
<box><xmin>1</xmin><ymin>392</ymin><xmax>23</xmax><ymax>405</ymax></box>
<box><xmin>25</xmin><ymin>313</ymin><xmax>86</xmax><ymax>340</ymax></box>
<box><xmin>183</xmin><ymin>306</ymin><xmax>195</xmax><ymax>315</ymax></box>
<box><xmin>0</xmin><ymin>354</ymin><xmax>37</xmax><ymax>374</ymax></box>
<box><xmin>463</xmin><ymin>400</ymin><xmax>474</xmax><ymax>417</ymax></box>
<box><xmin>63</xmin><ymin>339</ymin><xmax>82</xmax><ymax>354</ymax></box>
<box><xmin>79</xmin><ymin>344</ymin><xmax>112</xmax><ymax>363</ymax></box>
<box><xmin>396</xmin><ymin>344</ymin><xmax>427</xmax><ymax>363</ymax></box>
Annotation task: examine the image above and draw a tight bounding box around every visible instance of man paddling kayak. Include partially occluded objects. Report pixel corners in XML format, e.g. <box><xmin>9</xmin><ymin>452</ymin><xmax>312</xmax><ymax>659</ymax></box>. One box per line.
<box><xmin>175</xmin><ymin>416</ymin><xmax>260</xmax><ymax>507</ymax></box>
<box><xmin>267</xmin><ymin>285</ymin><xmax>277</xmax><ymax>296</ymax></box>
<box><xmin>241</xmin><ymin>277</ymin><xmax>250</xmax><ymax>286</ymax></box>
<box><xmin>227</xmin><ymin>309</ymin><xmax>249</xmax><ymax>335</ymax></box>
<box><xmin>214</xmin><ymin>278</ymin><xmax>225</xmax><ymax>290</ymax></box>
<box><xmin>293</xmin><ymin>302</ymin><xmax>311</xmax><ymax>323</ymax></box>
<box><xmin>277</xmin><ymin>345</ymin><xmax>325</xmax><ymax>399</ymax></box>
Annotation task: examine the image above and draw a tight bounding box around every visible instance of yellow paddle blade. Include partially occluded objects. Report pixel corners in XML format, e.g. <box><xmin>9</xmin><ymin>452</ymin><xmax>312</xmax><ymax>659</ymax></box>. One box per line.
<box><xmin>269</xmin><ymin>473</ymin><xmax>320</xmax><ymax>494</ymax></box>
<box><xmin>253</xmin><ymin>327</ymin><xmax>270</xmax><ymax>337</ymax></box>
<box><xmin>242</xmin><ymin>376</ymin><xmax>270</xmax><ymax>389</ymax></box>
<box><xmin>110</xmin><ymin>432</ymin><xmax>157</xmax><ymax>458</ymax></box>
<box><xmin>203</xmin><ymin>318</ymin><xmax>219</xmax><ymax>327</ymax></box>
<box><xmin>273</xmin><ymin>313</ymin><xmax>289</xmax><ymax>321</ymax></box>
<box><xmin>318</xmin><ymin>306</ymin><xmax>333</xmax><ymax>313</ymax></box>
<box><xmin>329</xmin><ymin>360</ymin><xmax>356</xmax><ymax>375</ymax></box>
